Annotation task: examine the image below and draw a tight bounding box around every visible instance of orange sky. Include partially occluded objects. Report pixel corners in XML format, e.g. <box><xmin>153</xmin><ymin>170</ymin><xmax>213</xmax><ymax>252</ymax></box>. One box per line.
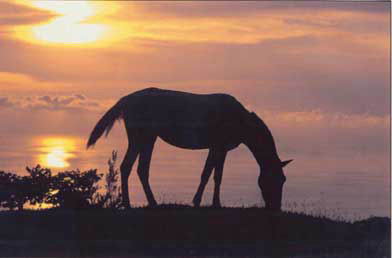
<box><xmin>0</xmin><ymin>0</ymin><xmax>389</xmax><ymax>215</ymax></box>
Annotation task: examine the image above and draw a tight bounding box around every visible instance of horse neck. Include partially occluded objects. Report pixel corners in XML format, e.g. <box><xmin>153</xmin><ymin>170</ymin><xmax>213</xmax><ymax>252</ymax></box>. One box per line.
<box><xmin>243</xmin><ymin>117</ymin><xmax>280</xmax><ymax>167</ymax></box>
<box><xmin>245</xmin><ymin>140</ymin><xmax>280</xmax><ymax>168</ymax></box>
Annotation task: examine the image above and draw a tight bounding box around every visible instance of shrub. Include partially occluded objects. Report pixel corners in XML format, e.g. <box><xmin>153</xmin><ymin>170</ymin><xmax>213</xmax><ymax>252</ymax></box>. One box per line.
<box><xmin>0</xmin><ymin>171</ymin><xmax>28</xmax><ymax>210</ymax></box>
<box><xmin>47</xmin><ymin>169</ymin><xmax>102</xmax><ymax>209</ymax></box>
<box><xmin>91</xmin><ymin>150</ymin><xmax>122</xmax><ymax>209</ymax></box>
<box><xmin>25</xmin><ymin>165</ymin><xmax>52</xmax><ymax>206</ymax></box>
<box><xmin>104</xmin><ymin>150</ymin><xmax>122</xmax><ymax>208</ymax></box>
<box><xmin>0</xmin><ymin>151</ymin><xmax>121</xmax><ymax>210</ymax></box>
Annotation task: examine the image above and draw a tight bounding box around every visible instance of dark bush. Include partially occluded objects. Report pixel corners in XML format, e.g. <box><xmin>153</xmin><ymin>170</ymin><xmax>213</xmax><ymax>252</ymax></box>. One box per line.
<box><xmin>47</xmin><ymin>169</ymin><xmax>102</xmax><ymax>209</ymax></box>
<box><xmin>0</xmin><ymin>171</ymin><xmax>28</xmax><ymax>210</ymax></box>
<box><xmin>0</xmin><ymin>151</ymin><xmax>121</xmax><ymax>210</ymax></box>
<box><xmin>25</xmin><ymin>165</ymin><xmax>52</xmax><ymax>206</ymax></box>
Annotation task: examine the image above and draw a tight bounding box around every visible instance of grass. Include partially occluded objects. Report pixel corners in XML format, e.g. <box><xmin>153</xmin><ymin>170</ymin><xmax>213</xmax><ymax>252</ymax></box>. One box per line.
<box><xmin>0</xmin><ymin>204</ymin><xmax>390</xmax><ymax>257</ymax></box>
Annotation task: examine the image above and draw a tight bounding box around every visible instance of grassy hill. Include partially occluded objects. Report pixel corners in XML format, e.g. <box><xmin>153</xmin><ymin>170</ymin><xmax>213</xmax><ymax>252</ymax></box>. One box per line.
<box><xmin>0</xmin><ymin>205</ymin><xmax>390</xmax><ymax>257</ymax></box>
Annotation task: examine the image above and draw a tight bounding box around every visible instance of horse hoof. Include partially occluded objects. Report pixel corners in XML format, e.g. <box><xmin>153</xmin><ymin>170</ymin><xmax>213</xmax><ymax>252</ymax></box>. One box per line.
<box><xmin>122</xmin><ymin>204</ymin><xmax>131</xmax><ymax>210</ymax></box>
<box><xmin>193</xmin><ymin>199</ymin><xmax>201</xmax><ymax>207</ymax></box>
<box><xmin>148</xmin><ymin>201</ymin><xmax>158</xmax><ymax>208</ymax></box>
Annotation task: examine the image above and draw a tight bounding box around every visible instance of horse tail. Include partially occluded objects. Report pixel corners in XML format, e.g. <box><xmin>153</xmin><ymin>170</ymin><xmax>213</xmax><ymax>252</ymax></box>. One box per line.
<box><xmin>86</xmin><ymin>98</ymin><xmax>126</xmax><ymax>149</ymax></box>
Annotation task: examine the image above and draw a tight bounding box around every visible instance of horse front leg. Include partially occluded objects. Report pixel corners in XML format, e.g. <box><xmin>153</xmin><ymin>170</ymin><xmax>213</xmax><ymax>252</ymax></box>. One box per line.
<box><xmin>212</xmin><ymin>151</ymin><xmax>227</xmax><ymax>207</ymax></box>
<box><xmin>193</xmin><ymin>150</ymin><xmax>216</xmax><ymax>207</ymax></box>
<box><xmin>120</xmin><ymin>146</ymin><xmax>139</xmax><ymax>208</ymax></box>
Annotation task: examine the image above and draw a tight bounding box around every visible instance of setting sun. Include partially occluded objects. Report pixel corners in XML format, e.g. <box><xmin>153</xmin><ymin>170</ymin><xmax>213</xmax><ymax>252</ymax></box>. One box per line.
<box><xmin>37</xmin><ymin>137</ymin><xmax>77</xmax><ymax>168</ymax></box>
<box><xmin>30</xmin><ymin>1</ymin><xmax>107</xmax><ymax>44</ymax></box>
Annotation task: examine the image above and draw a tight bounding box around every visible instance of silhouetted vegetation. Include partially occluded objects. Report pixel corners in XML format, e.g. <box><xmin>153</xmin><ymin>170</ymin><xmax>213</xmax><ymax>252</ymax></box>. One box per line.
<box><xmin>93</xmin><ymin>150</ymin><xmax>122</xmax><ymax>209</ymax></box>
<box><xmin>0</xmin><ymin>171</ymin><xmax>28</xmax><ymax>210</ymax></box>
<box><xmin>0</xmin><ymin>166</ymin><xmax>101</xmax><ymax>210</ymax></box>
<box><xmin>0</xmin><ymin>151</ymin><xmax>121</xmax><ymax>210</ymax></box>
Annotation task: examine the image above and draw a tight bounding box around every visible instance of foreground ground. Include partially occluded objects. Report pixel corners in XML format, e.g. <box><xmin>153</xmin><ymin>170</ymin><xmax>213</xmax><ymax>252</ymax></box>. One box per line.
<box><xmin>0</xmin><ymin>205</ymin><xmax>390</xmax><ymax>257</ymax></box>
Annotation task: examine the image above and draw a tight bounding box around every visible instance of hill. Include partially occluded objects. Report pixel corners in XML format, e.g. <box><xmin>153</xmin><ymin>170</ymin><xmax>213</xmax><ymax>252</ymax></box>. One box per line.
<box><xmin>0</xmin><ymin>205</ymin><xmax>390</xmax><ymax>257</ymax></box>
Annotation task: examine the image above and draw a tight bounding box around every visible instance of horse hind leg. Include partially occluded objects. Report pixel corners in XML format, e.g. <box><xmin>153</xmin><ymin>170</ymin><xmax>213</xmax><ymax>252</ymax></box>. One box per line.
<box><xmin>137</xmin><ymin>136</ymin><xmax>158</xmax><ymax>207</ymax></box>
<box><xmin>120</xmin><ymin>145</ymin><xmax>139</xmax><ymax>208</ymax></box>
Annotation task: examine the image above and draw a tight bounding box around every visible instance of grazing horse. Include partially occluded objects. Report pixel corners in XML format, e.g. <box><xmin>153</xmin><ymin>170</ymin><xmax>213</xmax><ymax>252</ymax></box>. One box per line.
<box><xmin>87</xmin><ymin>88</ymin><xmax>292</xmax><ymax>210</ymax></box>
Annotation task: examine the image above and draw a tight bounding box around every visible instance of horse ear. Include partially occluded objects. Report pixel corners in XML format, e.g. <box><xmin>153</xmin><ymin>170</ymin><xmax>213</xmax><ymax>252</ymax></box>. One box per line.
<box><xmin>281</xmin><ymin>159</ymin><xmax>293</xmax><ymax>168</ymax></box>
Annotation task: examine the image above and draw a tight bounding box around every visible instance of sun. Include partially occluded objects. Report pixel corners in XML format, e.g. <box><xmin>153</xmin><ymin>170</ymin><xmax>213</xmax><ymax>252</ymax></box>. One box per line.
<box><xmin>12</xmin><ymin>1</ymin><xmax>131</xmax><ymax>47</ymax></box>
<box><xmin>37</xmin><ymin>137</ymin><xmax>76</xmax><ymax>168</ymax></box>
<box><xmin>29</xmin><ymin>1</ymin><xmax>107</xmax><ymax>45</ymax></box>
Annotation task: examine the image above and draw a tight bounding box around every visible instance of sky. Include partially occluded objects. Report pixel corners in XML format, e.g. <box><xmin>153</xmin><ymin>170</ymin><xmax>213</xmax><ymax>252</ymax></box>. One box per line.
<box><xmin>0</xmin><ymin>1</ymin><xmax>390</xmax><ymax>216</ymax></box>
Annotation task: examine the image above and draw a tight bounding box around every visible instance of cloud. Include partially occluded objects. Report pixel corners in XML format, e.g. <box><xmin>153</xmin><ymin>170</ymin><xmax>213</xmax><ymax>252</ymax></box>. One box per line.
<box><xmin>0</xmin><ymin>1</ymin><xmax>388</xmax><ymax>85</ymax></box>
<box><xmin>0</xmin><ymin>97</ymin><xmax>14</xmax><ymax>108</ymax></box>
<box><xmin>93</xmin><ymin>1</ymin><xmax>388</xmax><ymax>48</ymax></box>
<box><xmin>0</xmin><ymin>94</ymin><xmax>103</xmax><ymax>112</ymax></box>
<box><xmin>120</xmin><ymin>2</ymin><xmax>389</xmax><ymax>20</ymax></box>
<box><xmin>0</xmin><ymin>31</ymin><xmax>388</xmax><ymax>117</ymax></box>
<box><xmin>255</xmin><ymin>110</ymin><xmax>389</xmax><ymax>158</ymax></box>
<box><xmin>0</xmin><ymin>71</ymin><xmax>77</xmax><ymax>96</ymax></box>
<box><xmin>258</xmin><ymin>110</ymin><xmax>389</xmax><ymax>130</ymax></box>
<box><xmin>0</xmin><ymin>1</ymin><xmax>388</xmax><ymax>151</ymax></box>
<box><xmin>74</xmin><ymin>94</ymin><xmax>86</xmax><ymax>100</ymax></box>
<box><xmin>0</xmin><ymin>2</ymin><xmax>54</xmax><ymax>27</ymax></box>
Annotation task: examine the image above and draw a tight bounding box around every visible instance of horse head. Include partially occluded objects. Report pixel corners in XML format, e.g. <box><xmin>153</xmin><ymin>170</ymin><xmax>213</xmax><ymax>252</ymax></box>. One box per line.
<box><xmin>258</xmin><ymin>159</ymin><xmax>292</xmax><ymax>211</ymax></box>
<box><xmin>244</xmin><ymin>112</ymin><xmax>293</xmax><ymax>211</ymax></box>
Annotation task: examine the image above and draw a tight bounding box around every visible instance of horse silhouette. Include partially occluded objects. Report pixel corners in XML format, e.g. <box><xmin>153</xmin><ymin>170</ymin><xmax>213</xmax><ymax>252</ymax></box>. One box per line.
<box><xmin>87</xmin><ymin>88</ymin><xmax>292</xmax><ymax>210</ymax></box>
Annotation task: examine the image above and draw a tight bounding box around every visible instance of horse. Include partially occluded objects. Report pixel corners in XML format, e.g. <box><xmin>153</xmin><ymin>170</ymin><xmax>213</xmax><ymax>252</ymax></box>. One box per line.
<box><xmin>87</xmin><ymin>88</ymin><xmax>292</xmax><ymax>210</ymax></box>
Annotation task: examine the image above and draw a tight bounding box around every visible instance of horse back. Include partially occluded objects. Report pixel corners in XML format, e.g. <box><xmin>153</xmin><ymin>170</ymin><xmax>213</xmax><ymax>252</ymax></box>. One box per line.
<box><xmin>122</xmin><ymin>88</ymin><xmax>249</xmax><ymax>149</ymax></box>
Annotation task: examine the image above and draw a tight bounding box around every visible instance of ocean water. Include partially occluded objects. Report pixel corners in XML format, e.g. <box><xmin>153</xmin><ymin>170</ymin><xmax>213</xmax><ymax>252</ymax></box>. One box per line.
<box><xmin>0</xmin><ymin>131</ymin><xmax>389</xmax><ymax>220</ymax></box>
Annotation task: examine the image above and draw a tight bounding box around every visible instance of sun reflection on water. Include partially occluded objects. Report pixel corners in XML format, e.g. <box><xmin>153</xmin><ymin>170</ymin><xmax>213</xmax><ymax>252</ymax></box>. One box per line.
<box><xmin>36</xmin><ymin>137</ymin><xmax>77</xmax><ymax>168</ymax></box>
